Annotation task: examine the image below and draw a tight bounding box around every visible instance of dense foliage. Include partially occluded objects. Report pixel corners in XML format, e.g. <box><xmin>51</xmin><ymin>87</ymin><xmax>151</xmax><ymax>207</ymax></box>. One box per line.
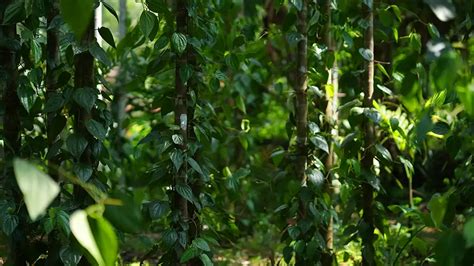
<box><xmin>0</xmin><ymin>0</ymin><xmax>473</xmax><ymax>265</ymax></box>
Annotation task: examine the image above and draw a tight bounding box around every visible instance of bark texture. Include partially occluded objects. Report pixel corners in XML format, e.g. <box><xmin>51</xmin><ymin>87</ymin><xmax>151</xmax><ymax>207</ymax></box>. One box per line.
<box><xmin>361</xmin><ymin>2</ymin><xmax>376</xmax><ymax>265</ymax></box>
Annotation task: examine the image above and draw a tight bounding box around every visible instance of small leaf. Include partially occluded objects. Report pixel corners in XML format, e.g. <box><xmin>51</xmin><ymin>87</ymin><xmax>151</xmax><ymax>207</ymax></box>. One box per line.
<box><xmin>172</xmin><ymin>134</ymin><xmax>183</xmax><ymax>145</ymax></box>
<box><xmin>170</xmin><ymin>149</ymin><xmax>184</xmax><ymax>171</ymax></box>
<box><xmin>13</xmin><ymin>159</ymin><xmax>60</xmax><ymax>221</ymax></box>
<box><xmin>3</xmin><ymin>0</ymin><xmax>26</xmax><ymax>24</ymax></box>
<box><xmin>162</xmin><ymin>229</ymin><xmax>178</xmax><ymax>246</ymax></box>
<box><xmin>85</xmin><ymin>119</ymin><xmax>107</xmax><ymax>140</ymax></box>
<box><xmin>359</xmin><ymin>48</ymin><xmax>373</xmax><ymax>61</ymax></box>
<box><xmin>193</xmin><ymin>238</ymin><xmax>210</xmax><ymax>252</ymax></box>
<box><xmin>44</xmin><ymin>94</ymin><xmax>65</xmax><ymax>113</ymax></box>
<box><xmin>89</xmin><ymin>42</ymin><xmax>112</xmax><ymax>67</ymax></box>
<box><xmin>187</xmin><ymin>157</ymin><xmax>204</xmax><ymax>177</ymax></box>
<box><xmin>199</xmin><ymin>254</ymin><xmax>213</xmax><ymax>266</ymax></box>
<box><xmin>140</xmin><ymin>11</ymin><xmax>158</xmax><ymax>40</ymax></box>
<box><xmin>176</xmin><ymin>183</ymin><xmax>194</xmax><ymax>203</ymax></box>
<box><xmin>66</xmin><ymin>133</ymin><xmax>88</xmax><ymax>159</ymax></box>
<box><xmin>375</xmin><ymin>144</ymin><xmax>392</xmax><ymax>161</ymax></box>
<box><xmin>431</xmin><ymin>122</ymin><xmax>450</xmax><ymax>135</ymax></box>
<box><xmin>73</xmin><ymin>87</ymin><xmax>97</xmax><ymax>112</ymax></box>
<box><xmin>102</xmin><ymin>1</ymin><xmax>118</xmax><ymax>22</ymax></box>
<box><xmin>376</xmin><ymin>84</ymin><xmax>393</xmax><ymax>95</ymax></box>
<box><xmin>2</xmin><ymin>214</ymin><xmax>19</xmax><ymax>235</ymax></box>
<box><xmin>307</xmin><ymin>169</ymin><xmax>324</xmax><ymax>186</ymax></box>
<box><xmin>288</xmin><ymin>226</ymin><xmax>301</xmax><ymax>240</ymax></box>
<box><xmin>427</xmin><ymin>23</ymin><xmax>440</xmax><ymax>38</ymax></box>
<box><xmin>310</xmin><ymin>135</ymin><xmax>329</xmax><ymax>154</ymax></box>
<box><xmin>424</xmin><ymin>0</ymin><xmax>456</xmax><ymax>22</ymax></box>
<box><xmin>180</xmin><ymin>247</ymin><xmax>200</xmax><ymax>263</ymax></box>
<box><xmin>73</xmin><ymin>163</ymin><xmax>93</xmax><ymax>182</ymax></box>
<box><xmin>148</xmin><ymin>201</ymin><xmax>170</xmax><ymax>219</ymax></box>
<box><xmin>17</xmin><ymin>78</ymin><xmax>36</xmax><ymax>112</ymax></box>
<box><xmin>172</xmin><ymin>32</ymin><xmax>187</xmax><ymax>54</ymax></box>
<box><xmin>98</xmin><ymin>27</ymin><xmax>115</xmax><ymax>48</ymax></box>
<box><xmin>60</xmin><ymin>246</ymin><xmax>83</xmax><ymax>266</ymax></box>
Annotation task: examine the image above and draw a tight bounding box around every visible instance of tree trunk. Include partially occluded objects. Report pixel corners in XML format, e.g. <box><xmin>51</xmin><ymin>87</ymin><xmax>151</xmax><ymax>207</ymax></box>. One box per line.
<box><xmin>295</xmin><ymin>0</ymin><xmax>308</xmax><ymax>186</ymax></box>
<box><xmin>73</xmin><ymin>13</ymin><xmax>96</xmax><ymax>204</ymax></box>
<box><xmin>322</xmin><ymin>0</ymin><xmax>339</xmax><ymax>264</ymax></box>
<box><xmin>0</xmin><ymin>1</ymin><xmax>26</xmax><ymax>264</ymax></box>
<box><xmin>174</xmin><ymin>0</ymin><xmax>190</xmax><ymax>260</ymax></box>
<box><xmin>361</xmin><ymin>2</ymin><xmax>376</xmax><ymax>265</ymax></box>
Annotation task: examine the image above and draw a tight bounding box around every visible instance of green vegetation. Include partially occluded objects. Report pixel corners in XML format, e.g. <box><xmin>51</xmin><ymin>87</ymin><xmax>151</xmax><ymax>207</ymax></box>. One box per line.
<box><xmin>0</xmin><ymin>0</ymin><xmax>473</xmax><ymax>265</ymax></box>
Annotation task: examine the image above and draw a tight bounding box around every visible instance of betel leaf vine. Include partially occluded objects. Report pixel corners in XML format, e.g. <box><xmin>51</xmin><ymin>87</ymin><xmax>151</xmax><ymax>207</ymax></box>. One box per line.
<box><xmin>0</xmin><ymin>0</ymin><xmax>473</xmax><ymax>265</ymax></box>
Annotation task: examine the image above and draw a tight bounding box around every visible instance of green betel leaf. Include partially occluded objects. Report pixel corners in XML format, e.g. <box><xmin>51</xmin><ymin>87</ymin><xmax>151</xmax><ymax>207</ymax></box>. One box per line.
<box><xmin>66</xmin><ymin>133</ymin><xmax>88</xmax><ymax>159</ymax></box>
<box><xmin>44</xmin><ymin>93</ymin><xmax>65</xmax><ymax>113</ymax></box>
<box><xmin>13</xmin><ymin>159</ymin><xmax>60</xmax><ymax>221</ymax></box>
<box><xmin>375</xmin><ymin>144</ymin><xmax>392</xmax><ymax>161</ymax></box>
<box><xmin>139</xmin><ymin>11</ymin><xmax>158</xmax><ymax>40</ymax></box>
<box><xmin>170</xmin><ymin>149</ymin><xmax>184</xmax><ymax>171</ymax></box>
<box><xmin>162</xmin><ymin>229</ymin><xmax>178</xmax><ymax>246</ymax></box>
<box><xmin>73</xmin><ymin>87</ymin><xmax>97</xmax><ymax>112</ymax></box>
<box><xmin>70</xmin><ymin>210</ymin><xmax>103</xmax><ymax>265</ymax></box>
<box><xmin>60</xmin><ymin>0</ymin><xmax>94</xmax><ymax>40</ymax></box>
<box><xmin>172</xmin><ymin>32</ymin><xmax>187</xmax><ymax>54</ymax></box>
<box><xmin>2</xmin><ymin>214</ymin><xmax>19</xmax><ymax>235</ymax></box>
<box><xmin>3</xmin><ymin>0</ymin><xmax>26</xmax><ymax>24</ymax></box>
<box><xmin>176</xmin><ymin>183</ymin><xmax>194</xmax><ymax>203</ymax></box>
<box><xmin>98</xmin><ymin>27</ymin><xmax>116</xmax><ymax>48</ymax></box>
<box><xmin>199</xmin><ymin>254</ymin><xmax>213</xmax><ymax>266</ymax></box>
<box><xmin>73</xmin><ymin>163</ymin><xmax>93</xmax><ymax>182</ymax></box>
<box><xmin>192</xmin><ymin>238</ymin><xmax>210</xmax><ymax>252</ymax></box>
<box><xmin>464</xmin><ymin>218</ymin><xmax>474</xmax><ymax>248</ymax></box>
<box><xmin>89</xmin><ymin>42</ymin><xmax>112</xmax><ymax>67</ymax></box>
<box><xmin>17</xmin><ymin>76</ymin><xmax>36</xmax><ymax>113</ymax></box>
<box><xmin>148</xmin><ymin>201</ymin><xmax>170</xmax><ymax>220</ymax></box>
<box><xmin>85</xmin><ymin>119</ymin><xmax>107</xmax><ymax>140</ymax></box>
<box><xmin>187</xmin><ymin>157</ymin><xmax>204</xmax><ymax>177</ymax></box>
<box><xmin>359</xmin><ymin>48</ymin><xmax>373</xmax><ymax>61</ymax></box>
<box><xmin>70</xmin><ymin>208</ymin><xmax>118</xmax><ymax>266</ymax></box>
<box><xmin>180</xmin><ymin>246</ymin><xmax>200</xmax><ymax>263</ymax></box>
<box><xmin>88</xmin><ymin>215</ymin><xmax>118</xmax><ymax>266</ymax></box>
<box><xmin>310</xmin><ymin>135</ymin><xmax>329</xmax><ymax>154</ymax></box>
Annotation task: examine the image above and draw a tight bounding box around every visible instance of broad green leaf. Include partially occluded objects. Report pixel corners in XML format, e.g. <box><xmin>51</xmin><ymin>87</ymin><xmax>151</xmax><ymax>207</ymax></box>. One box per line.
<box><xmin>288</xmin><ymin>226</ymin><xmax>301</xmax><ymax>240</ymax></box>
<box><xmin>70</xmin><ymin>210</ymin><xmax>103</xmax><ymax>265</ymax></box>
<box><xmin>140</xmin><ymin>11</ymin><xmax>158</xmax><ymax>40</ymax></box>
<box><xmin>89</xmin><ymin>42</ymin><xmax>112</xmax><ymax>67</ymax></box>
<box><xmin>17</xmin><ymin>77</ymin><xmax>36</xmax><ymax>112</ymax></box>
<box><xmin>376</xmin><ymin>84</ymin><xmax>393</xmax><ymax>95</ymax></box>
<box><xmin>89</xmin><ymin>214</ymin><xmax>118</xmax><ymax>266</ymax></box>
<box><xmin>98</xmin><ymin>27</ymin><xmax>116</xmax><ymax>48</ymax></box>
<box><xmin>73</xmin><ymin>87</ymin><xmax>97</xmax><ymax>112</ymax></box>
<box><xmin>73</xmin><ymin>163</ymin><xmax>93</xmax><ymax>182</ymax></box>
<box><xmin>66</xmin><ymin>133</ymin><xmax>88</xmax><ymax>159</ymax></box>
<box><xmin>172</xmin><ymin>134</ymin><xmax>184</xmax><ymax>145</ymax></box>
<box><xmin>148</xmin><ymin>201</ymin><xmax>170</xmax><ymax>219</ymax></box>
<box><xmin>70</xmin><ymin>208</ymin><xmax>118</xmax><ymax>266</ymax></box>
<box><xmin>180</xmin><ymin>246</ymin><xmax>200</xmax><ymax>263</ymax></box>
<box><xmin>310</xmin><ymin>135</ymin><xmax>329</xmax><ymax>154</ymax></box>
<box><xmin>193</xmin><ymin>238</ymin><xmax>210</xmax><ymax>252</ymax></box>
<box><xmin>13</xmin><ymin>159</ymin><xmax>60</xmax><ymax>221</ymax></box>
<box><xmin>60</xmin><ymin>0</ymin><xmax>94</xmax><ymax>39</ymax></box>
<box><xmin>44</xmin><ymin>93</ymin><xmax>65</xmax><ymax>113</ymax></box>
<box><xmin>85</xmin><ymin>119</ymin><xmax>107</xmax><ymax>140</ymax></box>
<box><xmin>308</xmin><ymin>169</ymin><xmax>324</xmax><ymax>186</ymax></box>
<box><xmin>359</xmin><ymin>48</ymin><xmax>373</xmax><ymax>61</ymax></box>
<box><xmin>170</xmin><ymin>149</ymin><xmax>184</xmax><ymax>171</ymax></box>
<box><xmin>162</xmin><ymin>229</ymin><xmax>178</xmax><ymax>246</ymax></box>
<box><xmin>375</xmin><ymin>144</ymin><xmax>392</xmax><ymax>161</ymax></box>
<box><xmin>427</xmin><ymin>23</ymin><xmax>440</xmax><ymax>38</ymax></box>
<box><xmin>176</xmin><ymin>183</ymin><xmax>194</xmax><ymax>203</ymax></box>
<box><xmin>3</xmin><ymin>0</ymin><xmax>26</xmax><ymax>24</ymax></box>
<box><xmin>104</xmin><ymin>193</ymin><xmax>143</xmax><ymax>233</ymax></box>
<box><xmin>187</xmin><ymin>157</ymin><xmax>205</xmax><ymax>177</ymax></box>
<box><xmin>431</xmin><ymin>121</ymin><xmax>450</xmax><ymax>135</ymax></box>
<box><xmin>2</xmin><ymin>214</ymin><xmax>19</xmax><ymax>235</ymax></box>
<box><xmin>428</xmin><ymin>189</ymin><xmax>455</xmax><ymax>227</ymax></box>
<box><xmin>172</xmin><ymin>32</ymin><xmax>187</xmax><ymax>54</ymax></box>
<box><xmin>199</xmin><ymin>254</ymin><xmax>213</xmax><ymax>266</ymax></box>
<box><xmin>463</xmin><ymin>218</ymin><xmax>474</xmax><ymax>248</ymax></box>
